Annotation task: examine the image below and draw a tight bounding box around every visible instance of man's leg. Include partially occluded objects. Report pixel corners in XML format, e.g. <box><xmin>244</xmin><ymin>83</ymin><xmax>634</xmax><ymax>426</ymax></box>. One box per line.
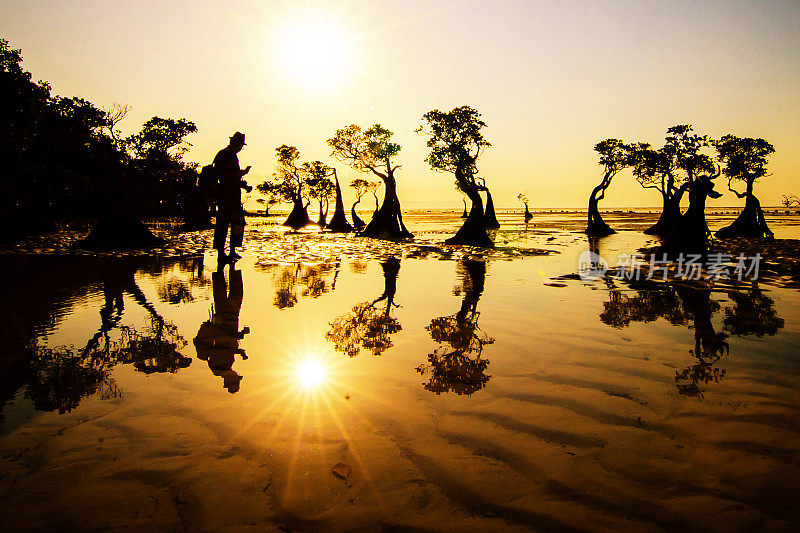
<box><xmin>214</xmin><ymin>208</ymin><xmax>230</xmax><ymax>257</ymax></box>
<box><xmin>228</xmin><ymin>211</ymin><xmax>244</xmax><ymax>260</ymax></box>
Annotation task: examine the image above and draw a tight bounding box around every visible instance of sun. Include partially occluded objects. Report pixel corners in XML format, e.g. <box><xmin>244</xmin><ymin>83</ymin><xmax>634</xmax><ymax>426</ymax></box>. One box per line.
<box><xmin>273</xmin><ymin>16</ymin><xmax>356</xmax><ymax>90</ymax></box>
<box><xmin>296</xmin><ymin>358</ymin><xmax>326</xmax><ymax>389</ymax></box>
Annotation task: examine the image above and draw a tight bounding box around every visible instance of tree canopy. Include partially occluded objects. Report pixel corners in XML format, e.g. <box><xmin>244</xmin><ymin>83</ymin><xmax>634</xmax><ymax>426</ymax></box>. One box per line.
<box><xmin>418</xmin><ymin>105</ymin><xmax>491</xmax><ymax>177</ymax></box>
<box><xmin>328</xmin><ymin>124</ymin><xmax>401</xmax><ymax>177</ymax></box>
<box><xmin>328</xmin><ymin>124</ymin><xmax>411</xmax><ymax>239</ymax></box>
<box><xmin>714</xmin><ymin>135</ymin><xmax>774</xmax><ymax>196</ymax></box>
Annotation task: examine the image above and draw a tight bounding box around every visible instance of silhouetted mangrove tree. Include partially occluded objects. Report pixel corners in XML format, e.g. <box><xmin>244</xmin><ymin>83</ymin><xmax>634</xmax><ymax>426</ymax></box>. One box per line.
<box><xmin>328</xmin><ymin>125</ymin><xmax>412</xmax><ymax>239</ymax></box>
<box><xmin>419</xmin><ymin>106</ymin><xmax>494</xmax><ymax>247</ymax></box>
<box><xmin>714</xmin><ymin>135</ymin><xmax>775</xmax><ymax>239</ymax></box>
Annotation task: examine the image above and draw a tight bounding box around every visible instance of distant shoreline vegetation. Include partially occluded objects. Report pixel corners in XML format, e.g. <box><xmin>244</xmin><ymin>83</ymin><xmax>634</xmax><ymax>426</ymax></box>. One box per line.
<box><xmin>2</xmin><ymin>35</ymin><xmax>796</xmax><ymax>250</ymax></box>
<box><xmin>248</xmin><ymin>206</ymin><xmax>797</xmax><ymax>213</ymax></box>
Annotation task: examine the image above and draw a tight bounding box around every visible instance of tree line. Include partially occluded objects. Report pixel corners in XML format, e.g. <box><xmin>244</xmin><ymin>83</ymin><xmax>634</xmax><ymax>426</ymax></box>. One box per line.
<box><xmin>2</xmin><ymin>37</ymin><xmax>784</xmax><ymax>251</ymax></box>
<box><xmin>2</xmin><ymin>37</ymin><xmax>505</xmax><ymax>247</ymax></box>
<box><xmin>1</xmin><ymin>38</ymin><xmax>201</xmax><ymax>246</ymax></box>
<box><xmin>586</xmin><ymin>125</ymin><xmax>776</xmax><ymax>256</ymax></box>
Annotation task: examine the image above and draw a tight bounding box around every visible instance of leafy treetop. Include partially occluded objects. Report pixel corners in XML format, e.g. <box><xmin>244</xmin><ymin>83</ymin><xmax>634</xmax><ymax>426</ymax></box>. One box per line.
<box><xmin>328</xmin><ymin>124</ymin><xmax>401</xmax><ymax>179</ymax></box>
<box><xmin>417</xmin><ymin>105</ymin><xmax>491</xmax><ymax>177</ymax></box>
<box><xmin>713</xmin><ymin>135</ymin><xmax>774</xmax><ymax>196</ymax></box>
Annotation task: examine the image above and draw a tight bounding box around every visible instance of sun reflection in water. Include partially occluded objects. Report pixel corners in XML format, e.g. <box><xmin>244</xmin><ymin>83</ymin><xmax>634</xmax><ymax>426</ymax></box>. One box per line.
<box><xmin>224</xmin><ymin>342</ymin><xmax>390</xmax><ymax>513</ymax></box>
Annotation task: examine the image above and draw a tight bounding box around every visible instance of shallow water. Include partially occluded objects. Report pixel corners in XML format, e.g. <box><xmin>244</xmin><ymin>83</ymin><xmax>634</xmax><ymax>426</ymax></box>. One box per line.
<box><xmin>1</xmin><ymin>212</ymin><xmax>799</xmax><ymax>531</ymax></box>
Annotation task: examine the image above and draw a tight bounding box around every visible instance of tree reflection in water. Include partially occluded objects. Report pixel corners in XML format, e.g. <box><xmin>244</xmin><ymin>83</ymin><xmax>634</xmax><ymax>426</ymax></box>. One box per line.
<box><xmin>417</xmin><ymin>259</ymin><xmax>494</xmax><ymax>395</ymax></box>
<box><xmin>723</xmin><ymin>287</ymin><xmax>784</xmax><ymax>337</ymax></box>
<box><xmin>600</xmin><ymin>280</ymin><xmax>783</xmax><ymax>398</ymax></box>
<box><xmin>26</xmin><ymin>344</ymin><xmax>117</xmax><ymax>414</ymax></box>
<box><xmin>5</xmin><ymin>257</ymin><xmax>194</xmax><ymax>416</ymax></box>
<box><xmin>260</xmin><ymin>261</ymin><xmax>340</xmax><ymax>309</ymax></box>
<box><xmin>326</xmin><ymin>257</ymin><xmax>401</xmax><ymax>357</ymax></box>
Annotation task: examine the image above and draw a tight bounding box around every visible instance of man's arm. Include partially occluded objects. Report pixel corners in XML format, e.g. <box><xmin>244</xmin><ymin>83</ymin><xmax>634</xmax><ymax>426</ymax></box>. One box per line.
<box><xmin>213</xmin><ymin>150</ymin><xmax>246</xmax><ymax>180</ymax></box>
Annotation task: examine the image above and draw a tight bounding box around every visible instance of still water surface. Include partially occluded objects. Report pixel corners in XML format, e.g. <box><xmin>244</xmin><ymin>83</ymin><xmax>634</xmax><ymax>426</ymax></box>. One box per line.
<box><xmin>1</xmin><ymin>212</ymin><xmax>799</xmax><ymax>531</ymax></box>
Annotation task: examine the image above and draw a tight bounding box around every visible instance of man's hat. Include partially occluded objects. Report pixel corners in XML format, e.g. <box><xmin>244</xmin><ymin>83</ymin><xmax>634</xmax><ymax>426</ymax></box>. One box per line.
<box><xmin>230</xmin><ymin>131</ymin><xmax>246</xmax><ymax>145</ymax></box>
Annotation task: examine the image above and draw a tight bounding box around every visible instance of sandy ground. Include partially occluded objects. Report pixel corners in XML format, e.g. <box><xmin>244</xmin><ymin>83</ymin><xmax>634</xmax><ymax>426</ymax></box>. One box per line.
<box><xmin>1</xmin><ymin>211</ymin><xmax>799</xmax><ymax>531</ymax></box>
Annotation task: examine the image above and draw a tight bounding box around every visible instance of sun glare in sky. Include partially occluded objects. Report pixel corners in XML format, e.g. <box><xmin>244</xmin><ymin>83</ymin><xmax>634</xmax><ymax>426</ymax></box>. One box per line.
<box><xmin>273</xmin><ymin>16</ymin><xmax>356</xmax><ymax>91</ymax></box>
<box><xmin>296</xmin><ymin>358</ymin><xmax>327</xmax><ymax>389</ymax></box>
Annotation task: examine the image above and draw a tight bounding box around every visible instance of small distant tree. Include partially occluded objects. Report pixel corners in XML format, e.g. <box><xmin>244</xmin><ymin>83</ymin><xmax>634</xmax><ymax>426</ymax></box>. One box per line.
<box><xmin>349</xmin><ymin>178</ymin><xmax>370</xmax><ymax>228</ymax></box>
<box><xmin>302</xmin><ymin>161</ymin><xmax>335</xmax><ymax>227</ymax></box>
<box><xmin>518</xmin><ymin>193</ymin><xmax>532</xmax><ymax>221</ymax></box>
<box><xmin>366</xmin><ymin>181</ymin><xmax>381</xmax><ymax>214</ymax></box>
<box><xmin>783</xmin><ymin>194</ymin><xmax>800</xmax><ymax>208</ymax></box>
<box><xmin>714</xmin><ymin>135</ymin><xmax>775</xmax><ymax>239</ymax></box>
<box><xmin>273</xmin><ymin>144</ymin><xmax>311</xmax><ymax>229</ymax></box>
<box><xmin>255</xmin><ymin>180</ymin><xmax>282</xmax><ymax>215</ymax></box>
<box><xmin>328</xmin><ymin>124</ymin><xmax>412</xmax><ymax>239</ymax></box>
<box><xmin>418</xmin><ymin>105</ymin><xmax>493</xmax><ymax>247</ymax></box>
<box><xmin>585</xmin><ymin>139</ymin><xmax>632</xmax><ymax>236</ymax></box>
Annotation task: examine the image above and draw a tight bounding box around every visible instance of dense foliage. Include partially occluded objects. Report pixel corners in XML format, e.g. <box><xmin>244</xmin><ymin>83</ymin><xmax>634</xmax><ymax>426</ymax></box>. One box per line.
<box><xmin>0</xmin><ymin>38</ymin><xmax>199</xmax><ymax>243</ymax></box>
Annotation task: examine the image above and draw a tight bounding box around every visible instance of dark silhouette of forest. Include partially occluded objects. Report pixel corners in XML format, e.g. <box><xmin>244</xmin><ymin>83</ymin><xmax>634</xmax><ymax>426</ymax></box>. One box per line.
<box><xmin>1</xmin><ymin>39</ymin><xmax>202</xmax><ymax>246</ymax></box>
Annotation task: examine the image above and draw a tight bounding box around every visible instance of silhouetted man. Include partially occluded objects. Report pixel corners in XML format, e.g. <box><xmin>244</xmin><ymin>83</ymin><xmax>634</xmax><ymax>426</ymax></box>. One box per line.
<box><xmin>193</xmin><ymin>266</ymin><xmax>249</xmax><ymax>393</ymax></box>
<box><xmin>213</xmin><ymin>132</ymin><xmax>252</xmax><ymax>262</ymax></box>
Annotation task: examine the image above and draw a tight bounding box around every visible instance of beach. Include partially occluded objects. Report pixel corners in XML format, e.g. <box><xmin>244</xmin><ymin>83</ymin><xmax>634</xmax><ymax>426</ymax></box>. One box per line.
<box><xmin>1</xmin><ymin>211</ymin><xmax>799</xmax><ymax>531</ymax></box>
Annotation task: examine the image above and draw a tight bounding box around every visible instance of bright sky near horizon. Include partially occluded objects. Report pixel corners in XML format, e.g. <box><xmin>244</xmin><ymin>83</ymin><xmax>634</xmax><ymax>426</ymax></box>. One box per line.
<box><xmin>2</xmin><ymin>0</ymin><xmax>799</xmax><ymax>209</ymax></box>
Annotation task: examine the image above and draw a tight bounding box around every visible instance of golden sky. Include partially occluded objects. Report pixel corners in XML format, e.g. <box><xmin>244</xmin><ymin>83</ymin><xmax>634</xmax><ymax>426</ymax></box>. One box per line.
<box><xmin>2</xmin><ymin>0</ymin><xmax>798</xmax><ymax>208</ymax></box>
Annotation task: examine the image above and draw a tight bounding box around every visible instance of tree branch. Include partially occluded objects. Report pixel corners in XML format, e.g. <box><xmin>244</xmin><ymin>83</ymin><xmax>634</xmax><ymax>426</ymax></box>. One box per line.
<box><xmin>727</xmin><ymin>178</ymin><xmax>747</xmax><ymax>199</ymax></box>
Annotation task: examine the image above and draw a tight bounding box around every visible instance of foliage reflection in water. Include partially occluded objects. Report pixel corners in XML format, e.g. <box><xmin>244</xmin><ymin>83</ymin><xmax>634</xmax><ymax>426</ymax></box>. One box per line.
<box><xmin>1</xmin><ymin>231</ymin><xmax>800</xmax><ymax>530</ymax></box>
<box><xmin>417</xmin><ymin>259</ymin><xmax>494</xmax><ymax>395</ymax></box>
<box><xmin>600</xmin><ymin>278</ymin><xmax>785</xmax><ymax>398</ymax></box>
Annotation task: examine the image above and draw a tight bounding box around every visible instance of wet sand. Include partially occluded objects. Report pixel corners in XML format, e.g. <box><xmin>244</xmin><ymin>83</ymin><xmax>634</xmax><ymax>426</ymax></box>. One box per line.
<box><xmin>1</xmin><ymin>211</ymin><xmax>799</xmax><ymax>531</ymax></box>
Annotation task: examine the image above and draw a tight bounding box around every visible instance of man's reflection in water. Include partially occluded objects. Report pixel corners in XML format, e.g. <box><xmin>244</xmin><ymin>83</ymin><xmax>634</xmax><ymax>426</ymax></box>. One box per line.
<box><xmin>193</xmin><ymin>264</ymin><xmax>249</xmax><ymax>393</ymax></box>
